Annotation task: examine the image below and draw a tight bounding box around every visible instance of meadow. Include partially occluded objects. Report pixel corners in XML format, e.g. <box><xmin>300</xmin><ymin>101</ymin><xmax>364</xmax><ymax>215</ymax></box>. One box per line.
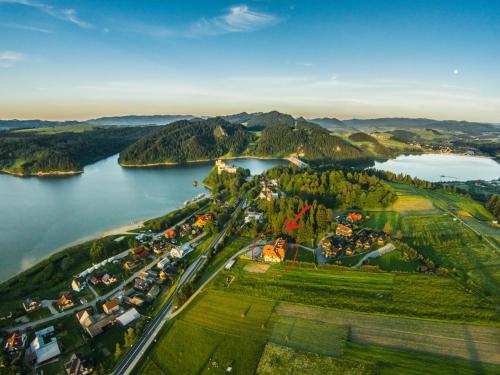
<box><xmin>212</xmin><ymin>261</ymin><xmax>500</xmax><ymax>324</ymax></box>
<box><xmin>139</xmin><ymin>291</ymin><xmax>276</xmax><ymax>375</ymax></box>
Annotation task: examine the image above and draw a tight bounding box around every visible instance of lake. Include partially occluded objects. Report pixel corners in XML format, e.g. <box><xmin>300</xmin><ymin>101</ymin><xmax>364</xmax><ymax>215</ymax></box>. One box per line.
<box><xmin>0</xmin><ymin>156</ymin><xmax>287</xmax><ymax>282</ymax></box>
<box><xmin>373</xmin><ymin>154</ymin><xmax>500</xmax><ymax>182</ymax></box>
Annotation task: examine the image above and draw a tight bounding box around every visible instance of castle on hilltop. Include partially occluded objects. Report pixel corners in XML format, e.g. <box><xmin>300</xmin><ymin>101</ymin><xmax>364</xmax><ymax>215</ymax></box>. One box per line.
<box><xmin>216</xmin><ymin>159</ymin><xmax>237</xmax><ymax>175</ymax></box>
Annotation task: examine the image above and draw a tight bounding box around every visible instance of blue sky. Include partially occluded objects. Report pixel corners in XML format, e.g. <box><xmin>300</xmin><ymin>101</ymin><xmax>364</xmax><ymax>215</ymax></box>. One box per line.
<box><xmin>1</xmin><ymin>0</ymin><xmax>499</xmax><ymax>121</ymax></box>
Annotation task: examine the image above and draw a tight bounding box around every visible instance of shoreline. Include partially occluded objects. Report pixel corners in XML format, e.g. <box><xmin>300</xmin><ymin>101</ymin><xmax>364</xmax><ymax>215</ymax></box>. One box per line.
<box><xmin>0</xmin><ymin>169</ymin><xmax>83</xmax><ymax>177</ymax></box>
<box><xmin>0</xmin><ymin>197</ymin><xmax>209</xmax><ymax>285</ymax></box>
<box><xmin>119</xmin><ymin>155</ymin><xmax>287</xmax><ymax>168</ymax></box>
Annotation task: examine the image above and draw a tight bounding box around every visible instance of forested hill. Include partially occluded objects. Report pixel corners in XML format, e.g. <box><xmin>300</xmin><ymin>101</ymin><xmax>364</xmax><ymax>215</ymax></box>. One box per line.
<box><xmin>256</xmin><ymin>124</ymin><xmax>367</xmax><ymax>162</ymax></box>
<box><xmin>0</xmin><ymin>125</ymin><xmax>155</xmax><ymax>176</ymax></box>
<box><xmin>118</xmin><ymin>118</ymin><xmax>255</xmax><ymax>165</ymax></box>
<box><xmin>245</xmin><ymin>111</ymin><xmax>295</xmax><ymax>129</ymax></box>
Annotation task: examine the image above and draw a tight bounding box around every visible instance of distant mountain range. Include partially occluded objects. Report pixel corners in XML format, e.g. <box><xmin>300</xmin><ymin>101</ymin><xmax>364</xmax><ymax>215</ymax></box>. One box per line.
<box><xmin>1</xmin><ymin>112</ymin><xmax>498</xmax><ymax>135</ymax></box>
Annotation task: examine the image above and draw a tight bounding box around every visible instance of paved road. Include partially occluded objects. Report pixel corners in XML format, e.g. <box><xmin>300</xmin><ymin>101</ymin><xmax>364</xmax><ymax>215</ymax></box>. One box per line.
<box><xmin>354</xmin><ymin>243</ymin><xmax>396</xmax><ymax>267</ymax></box>
<box><xmin>113</xmin><ymin>197</ymin><xmax>245</xmax><ymax>375</ymax></box>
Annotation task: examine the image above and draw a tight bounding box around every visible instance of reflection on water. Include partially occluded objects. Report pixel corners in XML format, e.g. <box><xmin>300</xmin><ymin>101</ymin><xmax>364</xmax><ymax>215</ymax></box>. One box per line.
<box><xmin>374</xmin><ymin>154</ymin><xmax>500</xmax><ymax>182</ymax></box>
<box><xmin>0</xmin><ymin>155</ymin><xmax>286</xmax><ymax>282</ymax></box>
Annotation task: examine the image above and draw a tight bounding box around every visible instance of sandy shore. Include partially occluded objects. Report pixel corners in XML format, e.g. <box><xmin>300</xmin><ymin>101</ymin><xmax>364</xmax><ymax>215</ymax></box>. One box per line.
<box><xmin>98</xmin><ymin>220</ymin><xmax>146</xmax><ymax>237</ymax></box>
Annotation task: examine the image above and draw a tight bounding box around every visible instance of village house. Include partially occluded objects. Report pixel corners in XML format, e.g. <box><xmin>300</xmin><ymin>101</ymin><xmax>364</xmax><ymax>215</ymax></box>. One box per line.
<box><xmin>71</xmin><ymin>277</ymin><xmax>87</xmax><ymax>292</ymax></box>
<box><xmin>132</xmin><ymin>247</ymin><xmax>150</xmax><ymax>259</ymax></box>
<box><xmin>215</xmin><ymin>159</ymin><xmax>237</xmax><ymax>174</ymax></box>
<box><xmin>164</xmin><ymin>229</ymin><xmax>176</xmax><ymax>239</ymax></box>
<box><xmin>64</xmin><ymin>353</ymin><xmax>94</xmax><ymax>375</ymax></box>
<box><xmin>57</xmin><ymin>293</ymin><xmax>74</xmax><ymax>311</ymax></box>
<box><xmin>5</xmin><ymin>332</ymin><xmax>26</xmax><ymax>354</ymax></box>
<box><xmin>22</xmin><ymin>297</ymin><xmax>41</xmax><ymax>312</ymax></box>
<box><xmin>116</xmin><ymin>308</ymin><xmax>141</xmax><ymax>327</ymax></box>
<box><xmin>102</xmin><ymin>300</ymin><xmax>120</xmax><ymax>315</ymax></box>
<box><xmin>347</xmin><ymin>212</ymin><xmax>363</xmax><ymax>222</ymax></box>
<box><xmin>147</xmin><ymin>285</ymin><xmax>160</xmax><ymax>300</ymax></box>
<box><xmin>194</xmin><ymin>213</ymin><xmax>215</xmax><ymax>228</ymax></box>
<box><xmin>90</xmin><ymin>276</ymin><xmax>102</xmax><ymax>286</ymax></box>
<box><xmin>30</xmin><ymin>326</ymin><xmax>61</xmax><ymax>364</ymax></box>
<box><xmin>245</xmin><ymin>211</ymin><xmax>263</xmax><ymax>224</ymax></box>
<box><xmin>76</xmin><ymin>309</ymin><xmax>115</xmax><ymax>338</ymax></box>
<box><xmin>320</xmin><ymin>239</ymin><xmax>332</xmax><ymax>250</ymax></box>
<box><xmin>101</xmin><ymin>273</ymin><xmax>117</xmax><ymax>286</ymax></box>
<box><xmin>76</xmin><ymin>309</ymin><xmax>94</xmax><ymax>329</ymax></box>
<box><xmin>336</xmin><ymin>224</ymin><xmax>353</xmax><ymax>237</ymax></box>
<box><xmin>123</xmin><ymin>261</ymin><xmax>140</xmax><ymax>271</ymax></box>
<box><xmin>127</xmin><ymin>295</ymin><xmax>145</xmax><ymax>307</ymax></box>
<box><xmin>262</xmin><ymin>238</ymin><xmax>288</xmax><ymax>263</ymax></box>
<box><xmin>134</xmin><ymin>278</ymin><xmax>150</xmax><ymax>292</ymax></box>
<box><xmin>170</xmin><ymin>243</ymin><xmax>193</xmax><ymax>258</ymax></box>
<box><xmin>157</xmin><ymin>257</ymin><xmax>171</xmax><ymax>270</ymax></box>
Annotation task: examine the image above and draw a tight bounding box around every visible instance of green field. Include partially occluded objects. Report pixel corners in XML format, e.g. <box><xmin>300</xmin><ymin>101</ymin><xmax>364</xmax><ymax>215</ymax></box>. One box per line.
<box><xmin>140</xmin><ymin>291</ymin><xmax>275</xmax><ymax>375</ymax></box>
<box><xmin>213</xmin><ymin>260</ymin><xmax>500</xmax><ymax>324</ymax></box>
<box><xmin>257</xmin><ymin>343</ymin><xmax>377</xmax><ymax>375</ymax></box>
<box><xmin>269</xmin><ymin>315</ymin><xmax>347</xmax><ymax>356</ymax></box>
<box><xmin>400</xmin><ymin>214</ymin><xmax>500</xmax><ymax>301</ymax></box>
<box><xmin>140</xmin><ymin>287</ymin><xmax>500</xmax><ymax>375</ymax></box>
<box><xmin>368</xmin><ymin>249</ymin><xmax>419</xmax><ymax>272</ymax></box>
<box><xmin>364</xmin><ymin>211</ymin><xmax>400</xmax><ymax>231</ymax></box>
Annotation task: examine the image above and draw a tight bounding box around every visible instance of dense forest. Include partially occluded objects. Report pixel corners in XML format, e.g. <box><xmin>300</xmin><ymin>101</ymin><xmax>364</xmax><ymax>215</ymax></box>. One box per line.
<box><xmin>264</xmin><ymin>166</ymin><xmax>397</xmax><ymax>209</ymax></box>
<box><xmin>119</xmin><ymin>118</ymin><xmax>254</xmax><ymax>165</ymax></box>
<box><xmin>256</xmin><ymin>124</ymin><xmax>367</xmax><ymax>162</ymax></box>
<box><xmin>251</xmin><ymin>166</ymin><xmax>397</xmax><ymax>244</ymax></box>
<box><xmin>245</xmin><ymin>110</ymin><xmax>295</xmax><ymax>130</ymax></box>
<box><xmin>204</xmin><ymin>166</ymin><xmax>251</xmax><ymax>199</ymax></box>
<box><xmin>0</xmin><ymin>126</ymin><xmax>154</xmax><ymax>175</ymax></box>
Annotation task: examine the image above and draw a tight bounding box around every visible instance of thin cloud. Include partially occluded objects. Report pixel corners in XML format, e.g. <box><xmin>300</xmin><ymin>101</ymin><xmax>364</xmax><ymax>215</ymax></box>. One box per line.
<box><xmin>0</xmin><ymin>0</ymin><xmax>92</xmax><ymax>28</ymax></box>
<box><xmin>0</xmin><ymin>21</ymin><xmax>53</xmax><ymax>33</ymax></box>
<box><xmin>189</xmin><ymin>5</ymin><xmax>282</xmax><ymax>36</ymax></box>
<box><xmin>0</xmin><ymin>50</ymin><xmax>24</xmax><ymax>68</ymax></box>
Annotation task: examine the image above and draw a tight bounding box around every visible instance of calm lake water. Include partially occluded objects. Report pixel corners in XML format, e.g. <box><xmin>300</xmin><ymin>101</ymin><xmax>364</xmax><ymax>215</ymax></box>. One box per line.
<box><xmin>373</xmin><ymin>154</ymin><xmax>500</xmax><ymax>182</ymax></box>
<box><xmin>0</xmin><ymin>155</ymin><xmax>286</xmax><ymax>282</ymax></box>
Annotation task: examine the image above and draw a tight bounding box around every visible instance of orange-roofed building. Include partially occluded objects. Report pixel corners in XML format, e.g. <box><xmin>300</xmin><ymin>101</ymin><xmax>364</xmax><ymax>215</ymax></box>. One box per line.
<box><xmin>194</xmin><ymin>213</ymin><xmax>215</xmax><ymax>228</ymax></box>
<box><xmin>262</xmin><ymin>238</ymin><xmax>288</xmax><ymax>263</ymax></box>
<box><xmin>164</xmin><ymin>229</ymin><xmax>175</xmax><ymax>238</ymax></box>
<box><xmin>347</xmin><ymin>212</ymin><xmax>363</xmax><ymax>222</ymax></box>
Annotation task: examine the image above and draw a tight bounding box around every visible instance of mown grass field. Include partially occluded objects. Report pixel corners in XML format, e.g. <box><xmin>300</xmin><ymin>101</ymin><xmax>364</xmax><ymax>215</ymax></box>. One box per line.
<box><xmin>400</xmin><ymin>214</ymin><xmax>500</xmax><ymax>301</ymax></box>
<box><xmin>276</xmin><ymin>302</ymin><xmax>500</xmax><ymax>365</ymax></box>
<box><xmin>367</xmin><ymin>249</ymin><xmax>419</xmax><ymax>272</ymax></box>
<box><xmin>270</xmin><ymin>315</ymin><xmax>347</xmax><ymax>356</ymax></box>
<box><xmin>140</xmin><ymin>291</ymin><xmax>275</xmax><ymax>375</ymax></box>
<box><xmin>139</xmin><ymin>287</ymin><xmax>500</xmax><ymax>375</ymax></box>
<box><xmin>213</xmin><ymin>261</ymin><xmax>500</xmax><ymax>324</ymax></box>
<box><xmin>364</xmin><ymin>211</ymin><xmax>400</xmax><ymax>231</ymax></box>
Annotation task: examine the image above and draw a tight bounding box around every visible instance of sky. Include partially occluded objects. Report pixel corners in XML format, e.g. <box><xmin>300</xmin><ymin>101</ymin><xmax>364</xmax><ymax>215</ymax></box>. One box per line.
<box><xmin>1</xmin><ymin>0</ymin><xmax>500</xmax><ymax>122</ymax></box>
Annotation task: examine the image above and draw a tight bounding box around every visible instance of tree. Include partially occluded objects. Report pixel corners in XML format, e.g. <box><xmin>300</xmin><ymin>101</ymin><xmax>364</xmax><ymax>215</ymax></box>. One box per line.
<box><xmin>60</xmin><ymin>256</ymin><xmax>75</xmax><ymax>271</ymax></box>
<box><xmin>124</xmin><ymin>327</ymin><xmax>136</xmax><ymax>347</ymax></box>
<box><xmin>114</xmin><ymin>343</ymin><xmax>122</xmax><ymax>361</ymax></box>
<box><xmin>90</xmin><ymin>241</ymin><xmax>104</xmax><ymax>260</ymax></box>
<box><xmin>383</xmin><ymin>222</ymin><xmax>393</xmax><ymax>235</ymax></box>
